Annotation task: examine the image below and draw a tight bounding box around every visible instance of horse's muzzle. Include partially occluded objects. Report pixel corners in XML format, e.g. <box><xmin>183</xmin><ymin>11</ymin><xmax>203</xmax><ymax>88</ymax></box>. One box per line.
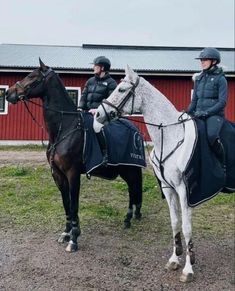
<box><xmin>6</xmin><ymin>91</ymin><xmax>19</xmax><ymax>104</ymax></box>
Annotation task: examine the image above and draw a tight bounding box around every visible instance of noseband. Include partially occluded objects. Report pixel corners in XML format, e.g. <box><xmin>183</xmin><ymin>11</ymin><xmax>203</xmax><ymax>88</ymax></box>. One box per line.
<box><xmin>15</xmin><ymin>81</ymin><xmax>26</xmax><ymax>100</ymax></box>
<box><xmin>102</xmin><ymin>76</ymin><xmax>140</xmax><ymax>120</ymax></box>
<box><xmin>15</xmin><ymin>68</ymin><xmax>53</xmax><ymax>101</ymax></box>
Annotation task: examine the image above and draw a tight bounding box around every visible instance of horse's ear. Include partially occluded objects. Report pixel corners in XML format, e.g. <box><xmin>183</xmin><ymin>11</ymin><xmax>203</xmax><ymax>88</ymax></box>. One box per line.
<box><xmin>125</xmin><ymin>65</ymin><xmax>138</xmax><ymax>82</ymax></box>
<box><xmin>125</xmin><ymin>64</ymin><xmax>133</xmax><ymax>76</ymax></box>
<box><xmin>39</xmin><ymin>58</ymin><xmax>47</xmax><ymax>72</ymax></box>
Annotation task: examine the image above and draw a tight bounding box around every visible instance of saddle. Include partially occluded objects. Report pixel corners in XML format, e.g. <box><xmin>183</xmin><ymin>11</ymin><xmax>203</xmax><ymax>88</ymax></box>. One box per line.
<box><xmin>82</xmin><ymin>113</ymin><xmax>146</xmax><ymax>174</ymax></box>
<box><xmin>184</xmin><ymin>119</ymin><xmax>235</xmax><ymax>207</ymax></box>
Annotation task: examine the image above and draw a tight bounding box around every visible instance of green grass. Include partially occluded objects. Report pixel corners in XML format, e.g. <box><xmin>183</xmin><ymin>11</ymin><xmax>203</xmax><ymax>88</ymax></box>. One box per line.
<box><xmin>0</xmin><ymin>145</ymin><xmax>46</xmax><ymax>151</ymax></box>
<box><xmin>0</xmin><ymin>164</ymin><xmax>234</xmax><ymax>241</ymax></box>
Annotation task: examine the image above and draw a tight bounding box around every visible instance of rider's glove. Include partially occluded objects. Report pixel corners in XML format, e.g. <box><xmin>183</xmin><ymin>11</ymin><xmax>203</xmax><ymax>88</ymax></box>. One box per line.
<box><xmin>194</xmin><ymin>111</ymin><xmax>209</xmax><ymax>119</ymax></box>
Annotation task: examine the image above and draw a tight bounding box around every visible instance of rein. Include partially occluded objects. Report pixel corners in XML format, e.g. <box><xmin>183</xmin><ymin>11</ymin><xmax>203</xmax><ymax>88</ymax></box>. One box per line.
<box><xmin>101</xmin><ymin>76</ymin><xmax>193</xmax><ymax>128</ymax></box>
<box><xmin>22</xmin><ymin>101</ymin><xmax>46</xmax><ymax>146</ymax></box>
<box><xmin>23</xmin><ymin>98</ymin><xmax>81</xmax><ymax>115</ymax></box>
<box><xmin>123</xmin><ymin>111</ymin><xmax>193</xmax><ymax>128</ymax></box>
<box><xmin>127</xmin><ymin>113</ymin><xmax>192</xmax><ymax>188</ymax></box>
<box><xmin>21</xmin><ymin>98</ymin><xmax>84</xmax><ymax>151</ymax></box>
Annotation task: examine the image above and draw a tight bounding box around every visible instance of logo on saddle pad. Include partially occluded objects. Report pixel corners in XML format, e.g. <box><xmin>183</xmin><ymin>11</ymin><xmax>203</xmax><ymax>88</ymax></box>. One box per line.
<box><xmin>130</xmin><ymin>132</ymin><xmax>144</xmax><ymax>160</ymax></box>
<box><xmin>133</xmin><ymin>132</ymin><xmax>143</xmax><ymax>151</ymax></box>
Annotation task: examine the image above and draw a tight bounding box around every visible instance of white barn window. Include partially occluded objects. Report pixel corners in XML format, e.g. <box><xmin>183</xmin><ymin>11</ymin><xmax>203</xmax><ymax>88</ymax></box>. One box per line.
<box><xmin>66</xmin><ymin>87</ymin><xmax>81</xmax><ymax>108</ymax></box>
<box><xmin>0</xmin><ymin>85</ymin><xmax>9</xmax><ymax>115</ymax></box>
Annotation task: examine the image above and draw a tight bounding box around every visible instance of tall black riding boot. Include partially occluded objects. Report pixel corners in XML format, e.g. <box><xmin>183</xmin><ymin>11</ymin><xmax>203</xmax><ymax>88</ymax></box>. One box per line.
<box><xmin>212</xmin><ymin>138</ymin><xmax>226</xmax><ymax>171</ymax></box>
<box><xmin>96</xmin><ymin>129</ymin><xmax>108</xmax><ymax>166</ymax></box>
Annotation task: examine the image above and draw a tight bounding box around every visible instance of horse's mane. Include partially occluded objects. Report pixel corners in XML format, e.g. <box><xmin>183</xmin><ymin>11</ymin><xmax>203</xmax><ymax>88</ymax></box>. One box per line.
<box><xmin>49</xmin><ymin>70</ymin><xmax>77</xmax><ymax>111</ymax></box>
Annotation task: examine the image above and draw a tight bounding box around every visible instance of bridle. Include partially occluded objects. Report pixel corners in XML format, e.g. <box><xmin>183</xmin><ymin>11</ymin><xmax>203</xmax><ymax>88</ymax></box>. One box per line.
<box><xmin>10</xmin><ymin>67</ymin><xmax>56</xmax><ymax>146</ymax></box>
<box><xmin>100</xmin><ymin>75</ymin><xmax>193</xmax><ymax>128</ymax></box>
<box><xmin>10</xmin><ymin>67</ymin><xmax>81</xmax><ymax>149</ymax></box>
<box><xmin>14</xmin><ymin>67</ymin><xmax>53</xmax><ymax>101</ymax></box>
<box><xmin>101</xmin><ymin>76</ymin><xmax>140</xmax><ymax>121</ymax></box>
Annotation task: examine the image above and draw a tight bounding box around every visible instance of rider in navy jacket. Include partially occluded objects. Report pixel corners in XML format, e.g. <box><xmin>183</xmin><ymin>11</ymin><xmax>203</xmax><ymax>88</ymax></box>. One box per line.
<box><xmin>187</xmin><ymin>47</ymin><xmax>228</xmax><ymax>168</ymax></box>
<box><xmin>187</xmin><ymin>66</ymin><xmax>227</xmax><ymax>118</ymax></box>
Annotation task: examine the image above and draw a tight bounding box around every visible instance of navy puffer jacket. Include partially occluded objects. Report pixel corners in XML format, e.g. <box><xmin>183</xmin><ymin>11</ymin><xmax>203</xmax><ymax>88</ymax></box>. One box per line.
<box><xmin>78</xmin><ymin>73</ymin><xmax>117</xmax><ymax>110</ymax></box>
<box><xmin>187</xmin><ymin>66</ymin><xmax>227</xmax><ymax>117</ymax></box>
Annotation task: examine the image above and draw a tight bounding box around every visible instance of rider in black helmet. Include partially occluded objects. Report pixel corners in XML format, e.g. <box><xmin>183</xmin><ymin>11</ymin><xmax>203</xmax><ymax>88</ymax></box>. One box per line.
<box><xmin>78</xmin><ymin>56</ymin><xmax>116</xmax><ymax>113</ymax></box>
<box><xmin>78</xmin><ymin>56</ymin><xmax>117</xmax><ymax>165</ymax></box>
<box><xmin>187</xmin><ymin>47</ymin><xmax>228</xmax><ymax>168</ymax></box>
<box><xmin>93</xmin><ymin>56</ymin><xmax>111</xmax><ymax>71</ymax></box>
<box><xmin>195</xmin><ymin>47</ymin><xmax>221</xmax><ymax>64</ymax></box>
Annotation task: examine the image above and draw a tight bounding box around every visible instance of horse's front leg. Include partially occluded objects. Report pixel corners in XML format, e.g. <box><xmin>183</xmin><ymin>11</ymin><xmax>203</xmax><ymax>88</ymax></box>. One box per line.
<box><xmin>163</xmin><ymin>186</ymin><xmax>183</xmax><ymax>271</ymax></box>
<box><xmin>121</xmin><ymin>167</ymin><xmax>142</xmax><ymax>228</ymax></box>
<box><xmin>50</xmin><ymin>165</ymin><xmax>72</xmax><ymax>243</ymax></box>
<box><xmin>178</xmin><ymin>185</ymin><xmax>194</xmax><ymax>283</ymax></box>
<box><xmin>65</xmin><ymin>172</ymin><xmax>81</xmax><ymax>252</ymax></box>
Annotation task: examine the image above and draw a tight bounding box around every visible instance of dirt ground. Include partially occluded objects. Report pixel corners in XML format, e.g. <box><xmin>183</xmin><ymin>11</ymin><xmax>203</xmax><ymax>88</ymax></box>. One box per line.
<box><xmin>0</xmin><ymin>151</ymin><xmax>234</xmax><ymax>291</ymax></box>
<box><xmin>0</xmin><ymin>151</ymin><xmax>48</xmax><ymax>167</ymax></box>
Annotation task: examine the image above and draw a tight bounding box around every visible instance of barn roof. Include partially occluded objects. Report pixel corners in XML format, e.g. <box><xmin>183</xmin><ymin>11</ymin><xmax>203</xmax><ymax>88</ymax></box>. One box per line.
<box><xmin>0</xmin><ymin>43</ymin><xmax>234</xmax><ymax>75</ymax></box>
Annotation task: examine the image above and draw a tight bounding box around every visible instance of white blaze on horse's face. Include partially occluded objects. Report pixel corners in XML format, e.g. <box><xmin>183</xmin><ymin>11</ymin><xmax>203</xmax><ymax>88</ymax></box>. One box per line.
<box><xmin>96</xmin><ymin>65</ymin><xmax>142</xmax><ymax>124</ymax></box>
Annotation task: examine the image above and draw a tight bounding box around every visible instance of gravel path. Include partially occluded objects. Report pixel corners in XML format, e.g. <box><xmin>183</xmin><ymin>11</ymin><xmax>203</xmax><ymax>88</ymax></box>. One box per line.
<box><xmin>0</xmin><ymin>150</ymin><xmax>234</xmax><ymax>290</ymax></box>
<box><xmin>0</xmin><ymin>150</ymin><xmax>47</xmax><ymax>166</ymax></box>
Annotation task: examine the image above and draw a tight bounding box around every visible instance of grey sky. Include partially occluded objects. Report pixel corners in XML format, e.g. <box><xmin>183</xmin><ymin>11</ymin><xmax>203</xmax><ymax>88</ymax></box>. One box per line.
<box><xmin>1</xmin><ymin>0</ymin><xmax>234</xmax><ymax>48</ymax></box>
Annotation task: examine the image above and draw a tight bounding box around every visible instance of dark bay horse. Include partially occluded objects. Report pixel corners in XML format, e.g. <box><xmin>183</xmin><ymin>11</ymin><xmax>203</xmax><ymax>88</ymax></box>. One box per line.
<box><xmin>6</xmin><ymin>59</ymin><xmax>143</xmax><ymax>252</ymax></box>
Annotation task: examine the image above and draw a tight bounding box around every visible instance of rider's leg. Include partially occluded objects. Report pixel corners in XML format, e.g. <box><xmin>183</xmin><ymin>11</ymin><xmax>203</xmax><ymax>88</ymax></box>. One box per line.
<box><xmin>212</xmin><ymin>138</ymin><xmax>226</xmax><ymax>167</ymax></box>
<box><xmin>93</xmin><ymin>118</ymin><xmax>108</xmax><ymax>165</ymax></box>
<box><xmin>206</xmin><ymin>116</ymin><xmax>225</xmax><ymax>168</ymax></box>
<box><xmin>96</xmin><ymin>129</ymin><xmax>108</xmax><ymax>164</ymax></box>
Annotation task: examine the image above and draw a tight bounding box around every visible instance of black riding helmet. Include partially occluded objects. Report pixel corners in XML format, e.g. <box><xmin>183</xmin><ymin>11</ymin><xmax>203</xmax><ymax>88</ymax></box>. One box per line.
<box><xmin>195</xmin><ymin>47</ymin><xmax>221</xmax><ymax>64</ymax></box>
<box><xmin>93</xmin><ymin>56</ymin><xmax>111</xmax><ymax>71</ymax></box>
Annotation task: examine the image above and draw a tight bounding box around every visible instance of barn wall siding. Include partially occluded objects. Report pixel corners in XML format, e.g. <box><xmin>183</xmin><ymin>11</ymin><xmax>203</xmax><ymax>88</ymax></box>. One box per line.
<box><xmin>0</xmin><ymin>73</ymin><xmax>234</xmax><ymax>142</ymax></box>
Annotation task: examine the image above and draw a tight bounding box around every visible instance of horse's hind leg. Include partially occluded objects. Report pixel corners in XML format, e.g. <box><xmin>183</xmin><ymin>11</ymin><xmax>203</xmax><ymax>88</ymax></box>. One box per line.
<box><xmin>163</xmin><ymin>186</ymin><xmax>183</xmax><ymax>271</ymax></box>
<box><xmin>50</xmin><ymin>166</ymin><xmax>72</xmax><ymax>243</ymax></box>
<box><xmin>120</xmin><ymin>167</ymin><xmax>143</xmax><ymax>228</ymax></box>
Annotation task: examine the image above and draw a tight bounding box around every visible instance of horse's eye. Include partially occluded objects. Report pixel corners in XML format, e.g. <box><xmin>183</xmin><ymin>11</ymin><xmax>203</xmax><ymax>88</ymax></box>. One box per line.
<box><xmin>118</xmin><ymin>88</ymin><xmax>126</xmax><ymax>93</ymax></box>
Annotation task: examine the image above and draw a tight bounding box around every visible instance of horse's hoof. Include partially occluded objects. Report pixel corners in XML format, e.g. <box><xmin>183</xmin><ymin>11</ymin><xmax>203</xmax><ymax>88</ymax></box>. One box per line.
<box><xmin>135</xmin><ymin>213</ymin><xmax>142</xmax><ymax>221</ymax></box>
<box><xmin>58</xmin><ymin>232</ymin><xmax>70</xmax><ymax>244</ymax></box>
<box><xmin>65</xmin><ymin>240</ymin><xmax>78</xmax><ymax>252</ymax></box>
<box><xmin>124</xmin><ymin>221</ymin><xmax>131</xmax><ymax>229</ymax></box>
<box><xmin>165</xmin><ymin>261</ymin><xmax>181</xmax><ymax>271</ymax></box>
<box><xmin>179</xmin><ymin>272</ymin><xmax>194</xmax><ymax>283</ymax></box>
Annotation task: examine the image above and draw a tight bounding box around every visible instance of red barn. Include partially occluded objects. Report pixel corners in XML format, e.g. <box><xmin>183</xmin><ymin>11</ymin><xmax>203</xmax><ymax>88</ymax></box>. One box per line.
<box><xmin>0</xmin><ymin>44</ymin><xmax>234</xmax><ymax>143</ymax></box>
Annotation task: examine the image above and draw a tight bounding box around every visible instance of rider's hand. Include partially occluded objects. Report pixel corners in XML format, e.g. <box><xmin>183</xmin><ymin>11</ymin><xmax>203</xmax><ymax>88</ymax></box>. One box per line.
<box><xmin>194</xmin><ymin>111</ymin><xmax>209</xmax><ymax>119</ymax></box>
<box><xmin>89</xmin><ymin>108</ymin><xmax>97</xmax><ymax>115</ymax></box>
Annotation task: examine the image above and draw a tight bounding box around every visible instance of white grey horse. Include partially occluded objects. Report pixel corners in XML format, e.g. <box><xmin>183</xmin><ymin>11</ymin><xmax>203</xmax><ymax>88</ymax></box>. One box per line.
<box><xmin>94</xmin><ymin>65</ymin><xmax>198</xmax><ymax>283</ymax></box>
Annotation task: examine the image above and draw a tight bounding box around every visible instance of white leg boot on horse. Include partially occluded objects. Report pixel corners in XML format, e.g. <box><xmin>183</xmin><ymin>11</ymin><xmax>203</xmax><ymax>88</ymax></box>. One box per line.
<box><xmin>163</xmin><ymin>185</ymin><xmax>194</xmax><ymax>282</ymax></box>
<box><xmin>164</xmin><ymin>187</ymin><xmax>182</xmax><ymax>271</ymax></box>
